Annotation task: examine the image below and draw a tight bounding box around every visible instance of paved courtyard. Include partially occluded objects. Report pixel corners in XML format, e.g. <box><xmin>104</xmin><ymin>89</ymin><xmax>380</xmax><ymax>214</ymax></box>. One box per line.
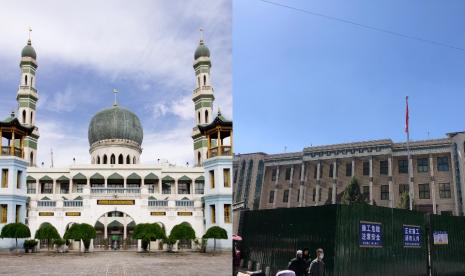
<box><xmin>0</xmin><ymin>251</ymin><xmax>230</xmax><ymax>276</ymax></box>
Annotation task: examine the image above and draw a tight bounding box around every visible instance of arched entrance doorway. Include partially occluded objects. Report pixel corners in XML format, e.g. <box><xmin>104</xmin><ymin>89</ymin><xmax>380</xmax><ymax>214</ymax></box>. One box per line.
<box><xmin>94</xmin><ymin>211</ymin><xmax>136</xmax><ymax>250</ymax></box>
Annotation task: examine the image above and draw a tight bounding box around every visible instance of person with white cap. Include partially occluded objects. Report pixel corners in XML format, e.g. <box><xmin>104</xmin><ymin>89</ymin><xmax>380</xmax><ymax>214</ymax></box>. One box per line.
<box><xmin>287</xmin><ymin>250</ymin><xmax>306</xmax><ymax>276</ymax></box>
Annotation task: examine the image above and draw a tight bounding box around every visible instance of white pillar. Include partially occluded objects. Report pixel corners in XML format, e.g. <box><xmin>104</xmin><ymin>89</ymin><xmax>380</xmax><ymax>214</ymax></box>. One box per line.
<box><xmin>332</xmin><ymin>161</ymin><xmax>337</xmax><ymax>204</ymax></box>
<box><xmin>123</xmin><ymin>224</ymin><xmax>127</xmax><ymax>240</ymax></box>
<box><xmin>388</xmin><ymin>156</ymin><xmax>393</xmax><ymax>208</ymax></box>
<box><xmin>299</xmin><ymin>163</ymin><xmax>305</xmax><ymax>207</ymax></box>
<box><xmin>430</xmin><ymin>155</ymin><xmax>437</xmax><ymax>214</ymax></box>
<box><xmin>137</xmin><ymin>239</ymin><xmax>142</xmax><ymax>252</ymax></box>
<box><xmin>315</xmin><ymin>162</ymin><xmax>321</xmax><ymax>206</ymax></box>
<box><xmin>351</xmin><ymin>159</ymin><xmax>355</xmax><ymax>177</ymax></box>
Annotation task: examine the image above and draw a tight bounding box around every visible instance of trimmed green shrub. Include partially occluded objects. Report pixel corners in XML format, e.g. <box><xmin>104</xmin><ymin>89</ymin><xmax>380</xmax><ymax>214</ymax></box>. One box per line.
<box><xmin>203</xmin><ymin>226</ymin><xmax>228</xmax><ymax>252</ymax></box>
<box><xmin>1</xmin><ymin>223</ymin><xmax>31</xmax><ymax>251</ymax></box>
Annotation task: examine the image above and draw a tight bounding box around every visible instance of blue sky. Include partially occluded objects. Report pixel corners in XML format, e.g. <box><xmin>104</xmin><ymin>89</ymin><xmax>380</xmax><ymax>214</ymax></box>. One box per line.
<box><xmin>234</xmin><ymin>0</ymin><xmax>465</xmax><ymax>154</ymax></box>
<box><xmin>0</xmin><ymin>0</ymin><xmax>231</xmax><ymax>166</ymax></box>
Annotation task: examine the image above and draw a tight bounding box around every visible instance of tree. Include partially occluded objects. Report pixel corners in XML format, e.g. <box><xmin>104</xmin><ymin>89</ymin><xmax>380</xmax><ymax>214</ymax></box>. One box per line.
<box><xmin>398</xmin><ymin>191</ymin><xmax>410</xmax><ymax>209</ymax></box>
<box><xmin>64</xmin><ymin>223</ymin><xmax>96</xmax><ymax>253</ymax></box>
<box><xmin>34</xmin><ymin>223</ymin><xmax>60</xmax><ymax>251</ymax></box>
<box><xmin>169</xmin><ymin>222</ymin><xmax>196</xmax><ymax>250</ymax></box>
<box><xmin>202</xmin><ymin>226</ymin><xmax>228</xmax><ymax>253</ymax></box>
<box><xmin>0</xmin><ymin>223</ymin><xmax>31</xmax><ymax>252</ymax></box>
<box><xmin>341</xmin><ymin>177</ymin><xmax>366</xmax><ymax>204</ymax></box>
<box><xmin>133</xmin><ymin>223</ymin><xmax>165</xmax><ymax>251</ymax></box>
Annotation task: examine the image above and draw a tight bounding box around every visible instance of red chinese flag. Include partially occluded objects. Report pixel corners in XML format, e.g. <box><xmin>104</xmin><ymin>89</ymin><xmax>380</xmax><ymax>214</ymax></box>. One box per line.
<box><xmin>405</xmin><ymin>96</ymin><xmax>409</xmax><ymax>134</ymax></box>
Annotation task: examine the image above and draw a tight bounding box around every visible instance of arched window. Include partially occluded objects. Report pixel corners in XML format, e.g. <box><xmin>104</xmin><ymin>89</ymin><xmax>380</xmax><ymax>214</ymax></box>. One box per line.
<box><xmin>133</xmin><ymin>157</ymin><xmax>136</xmax><ymax>164</ymax></box>
<box><xmin>118</xmin><ymin>154</ymin><xmax>123</xmax><ymax>164</ymax></box>
<box><xmin>25</xmin><ymin>75</ymin><xmax>28</xmax><ymax>85</ymax></box>
<box><xmin>126</xmin><ymin>155</ymin><xmax>130</xmax><ymax>164</ymax></box>
<box><xmin>198</xmin><ymin>112</ymin><xmax>201</xmax><ymax>124</ymax></box>
<box><xmin>111</xmin><ymin>154</ymin><xmax>116</xmax><ymax>164</ymax></box>
<box><xmin>198</xmin><ymin>77</ymin><xmax>200</xmax><ymax>87</ymax></box>
<box><xmin>203</xmin><ymin>75</ymin><xmax>206</xmax><ymax>85</ymax></box>
<box><xmin>205</xmin><ymin>110</ymin><xmax>209</xmax><ymax>123</ymax></box>
<box><xmin>30</xmin><ymin>152</ymin><xmax>34</xmax><ymax>166</ymax></box>
<box><xmin>97</xmin><ymin>156</ymin><xmax>101</xmax><ymax>164</ymax></box>
<box><xmin>30</xmin><ymin>111</ymin><xmax>33</xmax><ymax>124</ymax></box>
<box><xmin>22</xmin><ymin>110</ymin><xmax>26</xmax><ymax>124</ymax></box>
<box><xmin>197</xmin><ymin>152</ymin><xmax>201</xmax><ymax>165</ymax></box>
<box><xmin>31</xmin><ymin>76</ymin><xmax>34</xmax><ymax>87</ymax></box>
<box><xmin>103</xmin><ymin>154</ymin><xmax>108</xmax><ymax>164</ymax></box>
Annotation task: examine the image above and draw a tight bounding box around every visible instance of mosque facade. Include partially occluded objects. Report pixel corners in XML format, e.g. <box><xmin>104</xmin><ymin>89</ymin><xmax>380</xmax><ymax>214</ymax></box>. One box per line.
<box><xmin>0</xmin><ymin>36</ymin><xmax>232</xmax><ymax>251</ymax></box>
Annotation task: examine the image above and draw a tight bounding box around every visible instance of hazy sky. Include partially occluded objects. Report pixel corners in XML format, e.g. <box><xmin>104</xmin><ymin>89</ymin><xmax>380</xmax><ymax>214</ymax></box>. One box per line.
<box><xmin>0</xmin><ymin>0</ymin><xmax>231</xmax><ymax>167</ymax></box>
<box><xmin>234</xmin><ymin>0</ymin><xmax>465</xmax><ymax>154</ymax></box>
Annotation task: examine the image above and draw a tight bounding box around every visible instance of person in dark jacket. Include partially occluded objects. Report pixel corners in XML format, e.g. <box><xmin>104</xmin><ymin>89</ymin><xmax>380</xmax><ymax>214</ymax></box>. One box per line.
<box><xmin>308</xmin><ymin>248</ymin><xmax>325</xmax><ymax>276</ymax></box>
<box><xmin>302</xmin><ymin>248</ymin><xmax>311</xmax><ymax>276</ymax></box>
<box><xmin>288</xmin><ymin>250</ymin><xmax>306</xmax><ymax>276</ymax></box>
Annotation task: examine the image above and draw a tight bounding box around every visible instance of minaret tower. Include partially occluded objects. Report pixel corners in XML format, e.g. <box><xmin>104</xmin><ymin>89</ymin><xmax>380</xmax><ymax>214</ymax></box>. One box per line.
<box><xmin>192</xmin><ymin>29</ymin><xmax>215</xmax><ymax>166</ymax></box>
<box><xmin>16</xmin><ymin>29</ymin><xmax>39</xmax><ymax>166</ymax></box>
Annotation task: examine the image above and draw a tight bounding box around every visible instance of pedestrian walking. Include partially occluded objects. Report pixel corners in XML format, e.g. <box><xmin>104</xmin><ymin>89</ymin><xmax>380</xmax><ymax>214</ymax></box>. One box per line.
<box><xmin>308</xmin><ymin>248</ymin><xmax>325</xmax><ymax>276</ymax></box>
<box><xmin>288</xmin><ymin>250</ymin><xmax>306</xmax><ymax>276</ymax></box>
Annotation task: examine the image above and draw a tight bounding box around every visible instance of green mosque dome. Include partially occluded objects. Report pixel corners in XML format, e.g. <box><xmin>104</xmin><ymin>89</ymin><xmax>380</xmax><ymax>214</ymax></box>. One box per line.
<box><xmin>21</xmin><ymin>40</ymin><xmax>37</xmax><ymax>59</ymax></box>
<box><xmin>88</xmin><ymin>105</ymin><xmax>143</xmax><ymax>146</ymax></box>
<box><xmin>194</xmin><ymin>40</ymin><xmax>210</xmax><ymax>60</ymax></box>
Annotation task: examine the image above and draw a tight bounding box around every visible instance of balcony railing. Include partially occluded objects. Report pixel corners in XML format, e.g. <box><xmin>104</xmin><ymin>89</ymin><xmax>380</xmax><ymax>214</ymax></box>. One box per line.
<box><xmin>208</xmin><ymin>146</ymin><xmax>232</xmax><ymax>158</ymax></box>
<box><xmin>63</xmin><ymin>200</ymin><xmax>83</xmax><ymax>207</ymax></box>
<box><xmin>175</xmin><ymin>200</ymin><xmax>194</xmax><ymax>207</ymax></box>
<box><xmin>193</xmin><ymin>85</ymin><xmax>212</xmax><ymax>94</ymax></box>
<box><xmin>1</xmin><ymin>146</ymin><xmax>23</xmax><ymax>158</ymax></box>
<box><xmin>91</xmin><ymin>188</ymin><xmax>141</xmax><ymax>194</ymax></box>
<box><xmin>37</xmin><ymin>201</ymin><xmax>56</xmax><ymax>207</ymax></box>
<box><xmin>148</xmin><ymin>200</ymin><xmax>168</xmax><ymax>207</ymax></box>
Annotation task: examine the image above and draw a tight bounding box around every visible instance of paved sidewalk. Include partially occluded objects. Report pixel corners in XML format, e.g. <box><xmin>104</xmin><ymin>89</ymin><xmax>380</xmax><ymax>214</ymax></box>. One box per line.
<box><xmin>0</xmin><ymin>251</ymin><xmax>230</xmax><ymax>276</ymax></box>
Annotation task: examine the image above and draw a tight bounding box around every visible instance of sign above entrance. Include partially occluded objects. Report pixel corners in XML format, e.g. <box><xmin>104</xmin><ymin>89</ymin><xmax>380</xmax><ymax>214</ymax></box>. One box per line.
<box><xmin>66</xmin><ymin>212</ymin><xmax>81</xmax><ymax>216</ymax></box>
<box><xmin>97</xmin><ymin>199</ymin><xmax>135</xmax><ymax>205</ymax></box>
<box><xmin>151</xmin><ymin>212</ymin><xmax>166</xmax><ymax>216</ymax></box>
<box><xmin>38</xmin><ymin>212</ymin><xmax>54</xmax><ymax>216</ymax></box>
<box><xmin>178</xmin><ymin>211</ymin><xmax>193</xmax><ymax>216</ymax></box>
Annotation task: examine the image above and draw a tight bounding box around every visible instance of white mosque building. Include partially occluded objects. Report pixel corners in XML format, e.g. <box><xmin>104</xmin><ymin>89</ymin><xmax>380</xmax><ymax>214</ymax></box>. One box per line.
<box><xmin>0</xmin><ymin>35</ymin><xmax>232</xmax><ymax>251</ymax></box>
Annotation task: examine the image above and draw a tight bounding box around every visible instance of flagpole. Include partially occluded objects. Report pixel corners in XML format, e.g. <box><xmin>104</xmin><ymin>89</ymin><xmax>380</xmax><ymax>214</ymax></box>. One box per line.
<box><xmin>406</xmin><ymin>96</ymin><xmax>413</xmax><ymax>210</ymax></box>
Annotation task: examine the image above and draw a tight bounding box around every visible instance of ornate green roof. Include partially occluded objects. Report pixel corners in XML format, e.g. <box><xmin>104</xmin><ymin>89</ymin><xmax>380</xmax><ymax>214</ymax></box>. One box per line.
<box><xmin>72</xmin><ymin>173</ymin><xmax>87</xmax><ymax>181</ymax></box>
<box><xmin>178</xmin><ymin>175</ymin><xmax>192</xmax><ymax>182</ymax></box>
<box><xmin>39</xmin><ymin>175</ymin><xmax>52</xmax><ymax>182</ymax></box>
<box><xmin>21</xmin><ymin>40</ymin><xmax>36</xmax><ymax>59</ymax></box>
<box><xmin>88</xmin><ymin>105</ymin><xmax>143</xmax><ymax>146</ymax></box>
<box><xmin>195</xmin><ymin>175</ymin><xmax>205</xmax><ymax>182</ymax></box>
<box><xmin>194</xmin><ymin>40</ymin><xmax>210</xmax><ymax>60</ymax></box>
<box><xmin>108</xmin><ymin>172</ymin><xmax>123</xmax><ymax>180</ymax></box>
<box><xmin>56</xmin><ymin>175</ymin><xmax>69</xmax><ymax>182</ymax></box>
<box><xmin>144</xmin><ymin>173</ymin><xmax>159</xmax><ymax>181</ymax></box>
<box><xmin>162</xmin><ymin>175</ymin><xmax>174</xmax><ymax>182</ymax></box>
<box><xmin>127</xmin><ymin>173</ymin><xmax>141</xmax><ymax>180</ymax></box>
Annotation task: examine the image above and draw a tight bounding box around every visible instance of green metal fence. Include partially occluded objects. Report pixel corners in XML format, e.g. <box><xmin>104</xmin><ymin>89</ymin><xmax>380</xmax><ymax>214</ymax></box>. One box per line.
<box><xmin>239</xmin><ymin>204</ymin><xmax>465</xmax><ymax>276</ymax></box>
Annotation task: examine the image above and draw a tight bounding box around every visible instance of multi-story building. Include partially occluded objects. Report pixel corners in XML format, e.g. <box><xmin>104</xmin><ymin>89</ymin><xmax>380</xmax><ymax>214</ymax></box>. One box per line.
<box><xmin>0</xmin><ymin>35</ymin><xmax>233</xmax><ymax>251</ymax></box>
<box><xmin>234</xmin><ymin>135</ymin><xmax>465</xmax><ymax>233</ymax></box>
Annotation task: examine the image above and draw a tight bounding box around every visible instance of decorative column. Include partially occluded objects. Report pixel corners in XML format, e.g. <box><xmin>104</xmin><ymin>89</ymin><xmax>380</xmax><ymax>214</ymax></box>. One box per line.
<box><xmin>123</xmin><ymin>177</ymin><xmax>127</xmax><ymax>189</ymax></box>
<box><xmin>10</xmin><ymin>131</ymin><xmax>15</xmax><ymax>155</ymax></box>
<box><xmin>158</xmin><ymin>180</ymin><xmax>162</xmax><ymax>194</ymax></box>
<box><xmin>369</xmin><ymin>157</ymin><xmax>373</xmax><ymax>205</ymax></box>
<box><xmin>409</xmin><ymin>155</ymin><xmax>414</xmax><ymax>209</ymax></box>
<box><xmin>123</xmin><ymin>224</ymin><xmax>127</xmax><ymax>240</ymax></box>
<box><xmin>388</xmin><ymin>156</ymin><xmax>393</xmax><ymax>208</ymax></box>
<box><xmin>315</xmin><ymin>162</ymin><xmax>321</xmax><ymax>206</ymax></box>
<box><xmin>272</xmin><ymin>167</ymin><xmax>279</xmax><ymax>208</ymax></box>
<box><xmin>430</xmin><ymin>155</ymin><xmax>437</xmax><ymax>214</ymax></box>
<box><xmin>299</xmin><ymin>163</ymin><xmax>305</xmax><ymax>207</ymax></box>
<box><xmin>104</xmin><ymin>222</ymin><xmax>108</xmax><ymax>239</ymax></box>
<box><xmin>174</xmin><ymin>178</ymin><xmax>178</xmax><ymax>195</ymax></box>
<box><xmin>351</xmin><ymin>159</ymin><xmax>355</xmax><ymax>177</ymax></box>
<box><xmin>52</xmin><ymin>178</ymin><xmax>56</xmax><ymax>194</ymax></box>
<box><xmin>332</xmin><ymin>161</ymin><xmax>337</xmax><ymax>204</ymax></box>
<box><xmin>288</xmin><ymin>167</ymin><xmax>294</xmax><ymax>208</ymax></box>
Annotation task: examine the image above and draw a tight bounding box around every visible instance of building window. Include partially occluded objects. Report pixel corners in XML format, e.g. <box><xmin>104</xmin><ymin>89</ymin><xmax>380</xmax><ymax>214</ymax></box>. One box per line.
<box><xmin>1</xmin><ymin>169</ymin><xmax>8</xmax><ymax>188</ymax></box>
<box><xmin>233</xmin><ymin>169</ymin><xmax>238</xmax><ymax>184</ymax></box>
<box><xmin>110</xmin><ymin>154</ymin><xmax>115</xmax><ymax>164</ymax></box>
<box><xmin>417</xmin><ymin>158</ymin><xmax>428</xmax><ymax>173</ymax></box>
<box><xmin>398</xmin><ymin>160</ymin><xmax>408</xmax><ymax>174</ymax></box>
<box><xmin>319</xmin><ymin>164</ymin><xmax>323</xmax><ymax>178</ymax></box>
<box><xmin>209</xmin><ymin>170</ymin><xmax>215</xmax><ymax>189</ymax></box>
<box><xmin>437</xmin><ymin>157</ymin><xmax>449</xmax><ymax>171</ymax></box>
<box><xmin>126</xmin><ymin>155</ymin><xmax>130</xmax><ymax>164</ymax></box>
<box><xmin>285</xmin><ymin>167</ymin><xmax>291</xmax><ymax>181</ymax></box>
<box><xmin>439</xmin><ymin>183</ymin><xmax>451</xmax><ymax>199</ymax></box>
<box><xmin>312</xmin><ymin>188</ymin><xmax>316</xmax><ymax>202</ymax></box>
<box><xmin>362</xmin><ymin>185</ymin><xmax>369</xmax><ymax>200</ymax></box>
<box><xmin>314</xmin><ymin>166</ymin><xmax>317</xmax><ymax>179</ymax></box>
<box><xmin>329</xmin><ymin>164</ymin><xmax>334</xmax><ymax>178</ymax></box>
<box><xmin>15</xmin><ymin>205</ymin><xmax>20</xmax><ymax>223</ymax></box>
<box><xmin>223</xmin><ymin>168</ymin><xmax>231</xmax><ymax>187</ymax></box>
<box><xmin>41</xmin><ymin>182</ymin><xmax>52</xmax><ymax>194</ymax></box>
<box><xmin>380</xmin><ymin>161</ymin><xmax>388</xmax><ymax>175</ymax></box>
<box><xmin>269</xmin><ymin>191</ymin><xmax>275</xmax><ymax>204</ymax></box>
<box><xmin>162</xmin><ymin>183</ymin><xmax>171</xmax><ymax>194</ymax></box>
<box><xmin>27</xmin><ymin>182</ymin><xmax>36</xmax><ymax>194</ymax></box>
<box><xmin>103</xmin><ymin>154</ymin><xmax>108</xmax><ymax>164</ymax></box>
<box><xmin>224</xmin><ymin>204</ymin><xmax>231</xmax><ymax>223</ymax></box>
<box><xmin>363</xmin><ymin>161</ymin><xmax>369</xmax><ymax>176</ymax></box>
<box><xmin>97</xmin><ymin>156</ymin><xmax>100</xmax><ymax>164</ymax></box>
<box><xmin>283</xmin><ymin>189</ymin><xmax>289</xmax><ymax>203</ymax></box>
<box><xmin>399</xmin><ymin>184</ymin><xmax>409</xmax><ymax>195</ymax></box>
<box><xmin>205</xmin><ymin>110</ymin><xmax>209</xmax><ymax>123</ymax></box>
<box><xmin>328</xmin><ymin>188</ymin><xmax>333</xmax><ymax>202</ymax></box>
<box><xmin>271</xmin><ymin>168</ymin><xmax>277</xmax><ymax>181</ymax></box>
<box><xmin>118</xmin><ymin>154</ymin><xmax>123</xmax><ymax>164</ymax></box>
<box><xmin>381</xmin><ymin>185</ymin><xmax>389</xmax><ymax>200</ymax></box>
<box><xmin>17</xmin><ymin>170</ymin><xmax>22</xmax><ymax>189</ymax></box>
<box><xmin>195</xmin><ymin>182</ymin><xmax>204</xmax><ymax>194</ymax></box>
<box><xmin>346</xmin><ymin>163</ymin><xmax>352</xmax><ymax>177</ymax></box>
<box><xmin>419</xmin><ymin>184</ymin><xmax>430</xmax><ymax>199</ymax></box>
<box><xmin>210</xmin><ymin>205</ymin><xmax>216</xmax><ymax>224</ymax></box>
<box><xmin>0</xmin><ymin>204</ymin><xmax>7</xmax><ymax>223</ymax></box>
<box><xmin>178</xmin><ymin>183</ymin><xmax>190</xmax><ymax>194</ymax></box>
<box><xmin>297</xmin><ymin>189</ymin><xmax>300</xmax><ymax>202</ymax></box>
